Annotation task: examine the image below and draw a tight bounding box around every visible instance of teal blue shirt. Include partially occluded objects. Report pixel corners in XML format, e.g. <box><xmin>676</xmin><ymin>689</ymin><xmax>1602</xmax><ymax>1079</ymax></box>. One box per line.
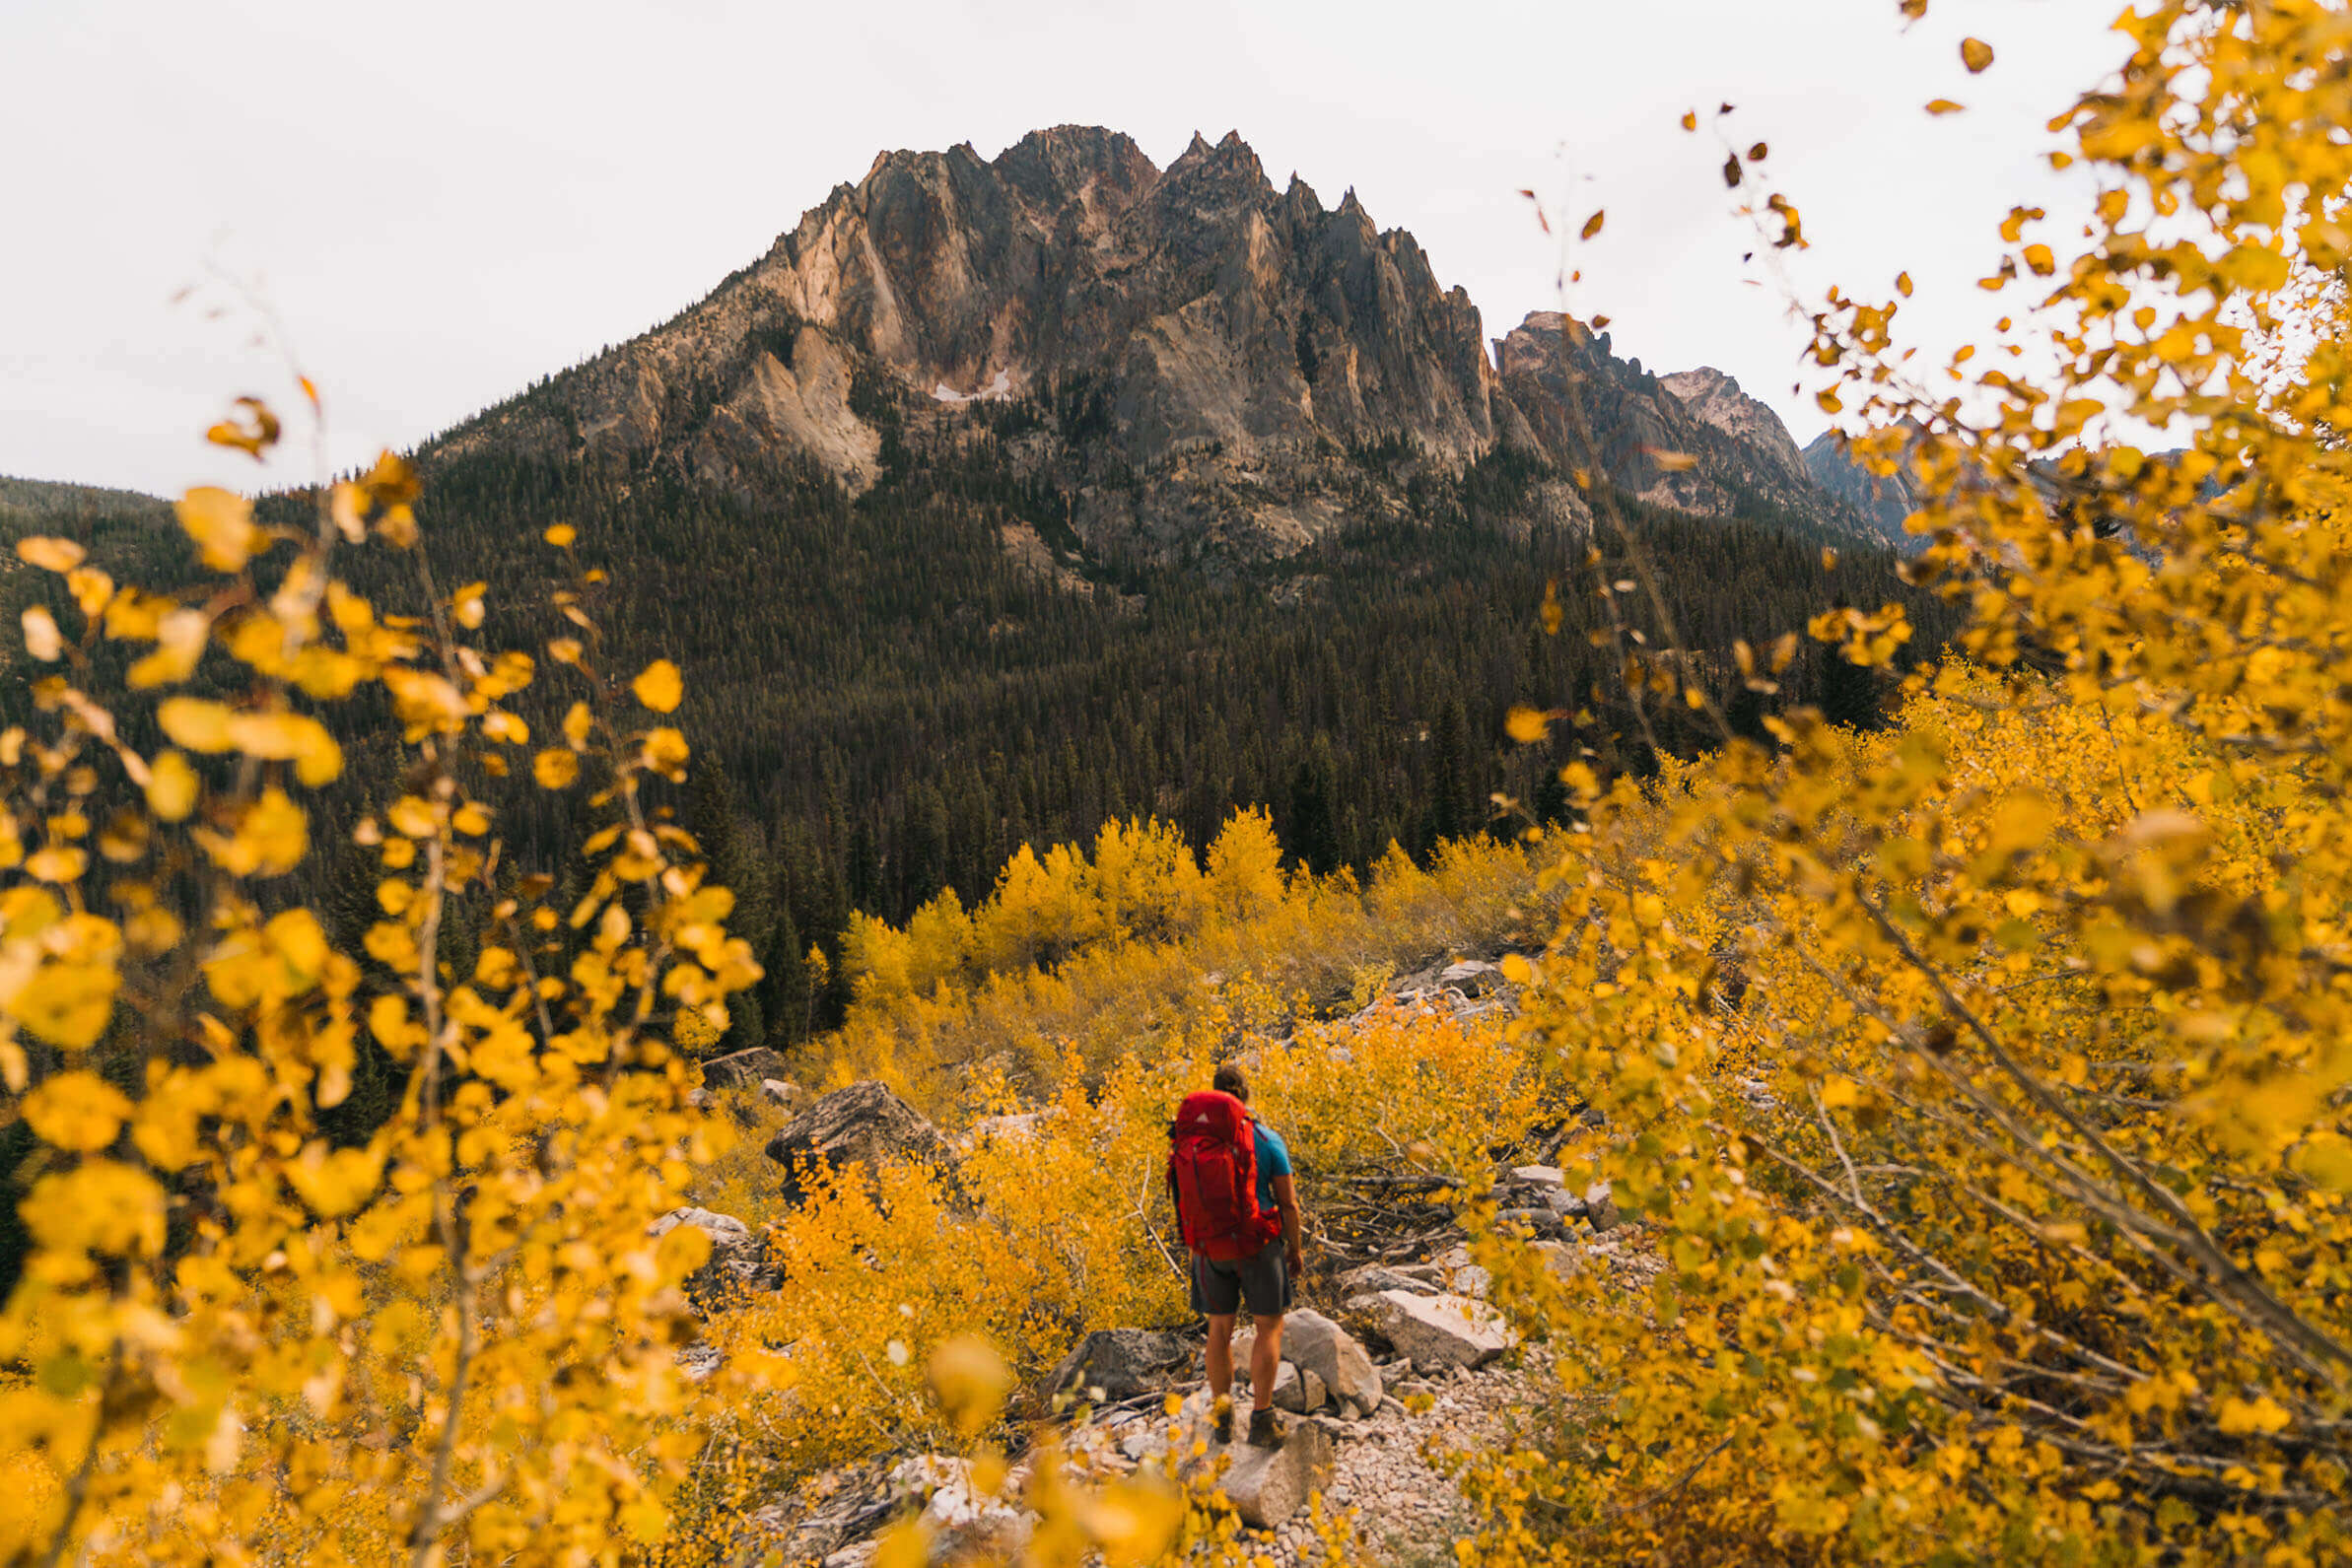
<box><xmin>1255</xmin><ymin>1124</ymin><xmax>1292</xmax><ymax>1213</ymax></box>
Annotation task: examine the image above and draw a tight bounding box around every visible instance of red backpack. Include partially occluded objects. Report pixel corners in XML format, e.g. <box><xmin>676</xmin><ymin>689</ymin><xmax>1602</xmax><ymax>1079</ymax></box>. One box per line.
<box><xmin>1167</xmin><ymin>1090</ymin><xmax>1283</xmax><ymax>1261</ymax></box>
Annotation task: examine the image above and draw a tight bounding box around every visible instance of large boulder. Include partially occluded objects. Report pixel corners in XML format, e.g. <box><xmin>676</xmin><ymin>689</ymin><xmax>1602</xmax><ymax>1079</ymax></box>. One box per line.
<box><xmin>1438</xmin><ymin>959</ymin><xmax>1500</xmax><ymax>995</ymax></box>
<box><xmin>650</xmin><ymin>1205</ymin><xmax>779</xmax><ymax>1298</ymax></box>
<box><xmin>1366</xmin><ymin>1289</ymin><xmax>1515</xmax><ymax>1371</ymax></box>
<box><xmin>1277</xmin><ymin>1309</ymin><xmax>1384</xmax><ymax>1417</ymax></box>
<box><xmin>764</xmin><ymin>1081</ymin><xmax>946</xmax><ymax>1201</ymax></box>
<box><xmin>1208</xmin><ymin>1420</ymin><xmax>1336</xmax><ymax>1528</ymax></box>
<box><xmin>701</xmin><ymin>1047</ymin><xmax>791</xmax><ymax>1089</ymax></box>
<box><xmin>1048</xmin><ymin>1328</ymin><xmax>1194</xmax><ymax>1402</ymax></box>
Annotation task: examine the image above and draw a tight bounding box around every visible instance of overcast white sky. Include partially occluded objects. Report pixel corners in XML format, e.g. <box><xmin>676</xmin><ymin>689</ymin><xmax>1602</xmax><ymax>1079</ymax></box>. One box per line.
<box><xmin>0</xmin><ymin>0</ymin><xmax>2126</xmax><ymax>497</ymax></box>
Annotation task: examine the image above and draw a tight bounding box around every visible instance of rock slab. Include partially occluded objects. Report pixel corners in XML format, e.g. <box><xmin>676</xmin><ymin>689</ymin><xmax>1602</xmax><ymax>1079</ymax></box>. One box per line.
<box><xmin>1048</xmin><ymin>1328</ymin><xmax>1194</xmax><ymax>1402</ymax></box>
<box><xmin>765</xmin><ymin>1081</ymin><xmax>945</xmax><ymax>1201</ymax></box>
<box><xmin>1369</xmin><ymin>1290</ymin><xmax>1515</xmax><ymax>1372</ymax></box>
<box><xmin>650</xmin><ymin>1205</ymin><xmax>778</xmax><ymax>1294</ymax></box>
<box><xmin>1211</xmin><ymin>1420</ymin><xmax>1336</xmax><ymax>1528</ymax></box>
<box><xmin>1280</xmin><ymin>1308</ymin><xmax>1384</xmax><ymax>1417</ymax></box>
<box><xmin>701</xmin><ymin>1047</ymin><xmax>791</xmax><ymax>1089</ymax></box>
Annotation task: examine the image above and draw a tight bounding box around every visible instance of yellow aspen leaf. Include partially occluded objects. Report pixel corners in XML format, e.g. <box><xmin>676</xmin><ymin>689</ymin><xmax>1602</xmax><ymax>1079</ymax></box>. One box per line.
<box><xmin>156</xmin><ymin>698</ymin><xmax>234</xmax><ymax>753</ymax></box>
<box><xmin>21</xmin><ymin>605</ymin><xmax>62</xmax><ymax>661</ymax></box>
<box><xmin>15</xmin><ymin>535</ymin><xmax>85</xmax><ymax>573</ymax></box>
<box><xmin>2023</xmin><ymin>242</ymin><xmax>2055</xmax><ymax>275</ymax></box>
<box><xmin>386</xmin><ymin>796</ymin><xmax>437</xmax><ymax>838</ymax></box>
<box><xmin>545</xmin><ymin>523</ymin><xmax>577</xmax><ymax>547</ymax></box>
<box><xmin>1580</xmin><ymin>209</ymin><xmax>1605</xmax><ymax>239</ymax></box>
<box><xmin>23</xmin><ymin>1070</ymin><xmax>133</xmax><ymax>1152</ymax></box>
<box><xmin>126</xmin><ymin>607</ymin><xmax>207</xmax><ymax>689</ymax></box>
<box><xmin>928</xmin><ymin>1335</ymin><xmax>1012</xmax><ymax>1438</ymax></box>
<box><xmin>175</xmin><ymin>486</ymin><xmax>263</xmax><ymax>574</ymax></box>
<box><xmin>27</xmin><ymin>846</ymin><xmax>86</xmax><ymax>883</ymax></box>
<box><xmin>1680</xmin><ymin>109</ymin><xmax>1696</xmax><ymax>131</ymax></box>
<box><xmin>1961</xmin><ymin>35</ymin><xmax>1994</xmax><ymax>73</ymax></box>
<box><xmin>225</xmin><ymin>712</ymin><xmax>344</xmax><ymax>785</ymax></box>
<box><xmin>633</xmin><ymin>658</ymin><xmax>684</xmax><ymax>713</ymax></box>
<box><xmin>643</xmin><ymin>727</ymin><xmax>690</xmax><ymax>777</ymax></box>
<box><xmin>329</xmin><ymin>481</ymin><xmax>366</xmax><ymax>543</ymax></box>
<box><xmin>1821</xmin><ymin>1076</ymin><xmax>1862</xmax><ymax>1109</ymax></box>
<box><xmin>1644</xmin><ymin>448</ymin><xmax>1698</xmax><ymax>472</ymax></box>
<box><xmin>204</xmin><ymin>395</ymin><xmax>280</xmax><ymax>458</ymax></box>
<box><xmin>1505</xmin><ymin>707</ymin><xmax>1552</xmax><ymax>744</ymax></box>
<box><xmin>549</xmin><ymin>636</ymin><xmax>585</xmax><ymax>664</ymax></box>
<box><xmin>1896</xmin><ymin>270</ymin><xmax>1913</xmax><ymax>297</ymax></box>
<box><xmin>146</xmin><ymin>750</ymin><xmax>199</xmax><ymax>821</ymax></box>
<box><xmin>451</xmin><ymin>802</ymin><xmax>491</xmax><ymax>836</ymax></box>
<box><xmin>1926</xmin><ymin>99</ymin><xmax>1966</xmax><ymax>114</ymax></box>
<box><xmin>65</xmin><ymin>567</ymin><xmax>111</xmax><ymax>618</ymax></box>
<box><xmin>535</xmin><ymin>748</ymin><xmax>581</xmax><ymax>788</ymax></box>
<box><xmin>10</xmin><ymin>961</ymin><xmax>119</xmax><ymax>1050</ymax></box>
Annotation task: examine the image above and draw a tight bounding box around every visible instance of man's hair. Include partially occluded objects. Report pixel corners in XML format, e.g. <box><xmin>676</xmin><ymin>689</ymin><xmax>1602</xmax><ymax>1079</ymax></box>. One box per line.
<box><xmin>1212</xmin><ymin>1061</ymin><xmax>1249</xmax><ymax>1102</ymax></box>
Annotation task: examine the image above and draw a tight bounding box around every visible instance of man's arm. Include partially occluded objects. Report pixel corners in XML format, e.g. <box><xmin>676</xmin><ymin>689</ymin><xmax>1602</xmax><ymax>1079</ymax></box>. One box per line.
<box><xmin>1273</xmin><ymin>1171</ymin><xmax>1303</xmax><ymax>1272</ymax></box>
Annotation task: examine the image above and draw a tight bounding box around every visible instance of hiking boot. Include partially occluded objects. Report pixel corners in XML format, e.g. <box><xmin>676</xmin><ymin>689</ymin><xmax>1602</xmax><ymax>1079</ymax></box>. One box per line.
<box><xmin>1210</xmin><ymin>1395</ymin><xmax>1234</xmax><ymax>1445</ymax></box>
<box><xmin>1247</xmin><ymin>1406</ymin><xmax>1284</xmax><ymax>1449</ymax></box>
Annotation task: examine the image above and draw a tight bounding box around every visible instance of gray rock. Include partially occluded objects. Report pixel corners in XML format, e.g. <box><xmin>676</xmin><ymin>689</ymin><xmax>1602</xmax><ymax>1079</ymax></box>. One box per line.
<box><xmin>1335</xmin><ymin>1263</ymin><xmax>1437</xmax><ymax>1297</ymax></box>
<box><xmin>1366</xmin><ymin>1290</ymin><xmax>1516</xmax><ymax>1371</ymax></box>
<box><xmin>1529</xmin><ymin>1240</ymin><xmax>1580</xmax><ymax>1281</ymax></box>
<box><xmin>1280</xmin><ymin>1308</ymin><xmax>1383</xmax><ymax>1417</ymax></box>
<box><xmin>1584</xmin><ymin>1181</ymin><xmax>1624</xmax><ymax>1233</ymax></box>
<box><xmin>1508</xmin><ymin>1164</ymin><xmax>1563</xmax><ymax>1187</ymax></box>
<box><xmin>1542</xmin><ymin>1188</ymin><xmax>1587</xmax><ymax>1218</ymax></box>
<box><xmin>764</xmin><ymin>1081</ymin><xmax>946</xmax><ymax>1202</ymax></box>
<box><xmin>1495</xmin><ymin>1206</ymin><xmax>1567</xmax><ymax>1240</ymax></box>
<box><xmin>889</xmin><ymin>1456</ymin><xmax>1034</xmax><ymax>1562</ymax></box>
<box><xmin>965</xmin><ymin>1112</ymin><xmax>1043</xmax><ymax>1147</ymax></box>
<box><xmin>701</xmin><ymin>1047</ymin><xmax>791</xmax><ymax>1089</ymax></box>
<box><xmin>1437</xmin><ymin>959</ymin><xmax>1500</xmax><ymax>994</ymax></box>
<box><xmin>1268</xmin><ymin>1360</ymin><xmax>1327</xmax><ymax>1413</ymax></box>
<box><xmin>1204</xmin><ymin>1419</ymin><xmax>1336</xmax><ymax>1527</ymax></box>
<box><xmin>650</xmin><ymin>1205</ymin><xmax>778</xmax><ymax>1296</ymax></box>
<box><xmin>760</xmin><ymin>1077</ymin><xmax>803</xmax><ymax>1112</ymax></box>
<box><xmin>1048</xmin><ymin>1328</ymin><xmax>1194</xmax><ymax>1402</ymax></box>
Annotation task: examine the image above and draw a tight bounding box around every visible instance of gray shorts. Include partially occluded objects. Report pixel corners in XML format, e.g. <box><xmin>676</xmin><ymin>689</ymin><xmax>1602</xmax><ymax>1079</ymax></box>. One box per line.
<box><xmin>1190</xmin><ymin>1240</ymin><xmax>1292</xmax><ymax>1319</ymax></box>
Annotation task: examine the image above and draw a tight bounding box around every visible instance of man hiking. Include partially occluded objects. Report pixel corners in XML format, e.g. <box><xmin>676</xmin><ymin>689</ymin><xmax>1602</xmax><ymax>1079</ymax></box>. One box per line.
<box><xmin>1167</xmin><ymin>1060</ymin><xmax>1303</xmax><ymax>1448</ymax></box>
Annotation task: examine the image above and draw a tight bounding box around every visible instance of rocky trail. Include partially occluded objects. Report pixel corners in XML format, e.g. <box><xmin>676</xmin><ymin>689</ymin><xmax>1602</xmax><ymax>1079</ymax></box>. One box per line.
<box><xmin>664</xmin><ymin>960</ymin><xmax>1655</xmax><ymax>1565</ymax></box>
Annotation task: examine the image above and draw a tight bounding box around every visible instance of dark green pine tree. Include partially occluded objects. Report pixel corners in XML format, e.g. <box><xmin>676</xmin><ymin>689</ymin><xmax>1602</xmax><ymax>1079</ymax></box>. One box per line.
<box><xmin>1726</xmin><ymin>682</ymin><xmax>1773</xmax><ymax>744</ymax></box>
<box><xmin>1285</xmin><ymin>735</ymin><xmax>1342</xmax><ymax>876</ymax></box>
<box><xmin>1819</xmin><ymin>648</ymin><xmax>1885</xmax><ymax>731</ymax></box>
<box><xmin>683</xmin><ymin>767</ymin><xmax>777</xmax><ymax>1055</ymax></box>
<box><xmin>1426</xmin><ymin>697</ymin><xmax>1483</xmax><ymax>846</ymax></box>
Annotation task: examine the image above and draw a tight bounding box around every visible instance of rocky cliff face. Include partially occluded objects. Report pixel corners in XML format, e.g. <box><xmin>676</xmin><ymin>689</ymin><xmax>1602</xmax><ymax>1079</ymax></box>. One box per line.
<box><xmin>1658</xmin><ymin>368</ymin><xmax>1807</xmax><ymax>482</ymax></box>
<box><xmin>1801</xmin><ymin>428</ymin><xmax>1919</xmax><ymax>545</ymax></box>
<box><xmin>434</xmin><ymin>127</ymin><xmax>1879</xmax><ymax>566</ymax></box>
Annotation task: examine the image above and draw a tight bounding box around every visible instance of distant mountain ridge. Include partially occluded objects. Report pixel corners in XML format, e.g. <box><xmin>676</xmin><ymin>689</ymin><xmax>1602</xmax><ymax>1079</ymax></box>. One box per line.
<box><xmin>0</xmin><ymin>473</ymin><xmax>167</xmax><ymax>527</ymax></box>
<box><xmin>434</xmin><ymin>125</ymin><xmax>1886</xmax><ymax>565</ymax></box>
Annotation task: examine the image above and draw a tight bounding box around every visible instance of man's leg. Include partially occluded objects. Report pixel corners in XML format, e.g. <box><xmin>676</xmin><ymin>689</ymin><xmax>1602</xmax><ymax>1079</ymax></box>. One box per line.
<box><xmin>1205</xmin><ymin>1312</ymin><xmax>1237</xmax><ymax>1402</ymax></box>
<box><xmin>1248</xmin><ymin>1313</ymin><xmax>1284</xmax><ymax>1411</ymax></box>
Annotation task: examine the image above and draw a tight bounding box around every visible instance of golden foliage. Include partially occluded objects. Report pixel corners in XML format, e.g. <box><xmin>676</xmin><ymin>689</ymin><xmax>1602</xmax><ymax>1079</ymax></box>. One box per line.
<box><xmin>1452</xmin><ymin>3</ymin><xmax>2352</xmax><ymax>1561</ymax></box>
